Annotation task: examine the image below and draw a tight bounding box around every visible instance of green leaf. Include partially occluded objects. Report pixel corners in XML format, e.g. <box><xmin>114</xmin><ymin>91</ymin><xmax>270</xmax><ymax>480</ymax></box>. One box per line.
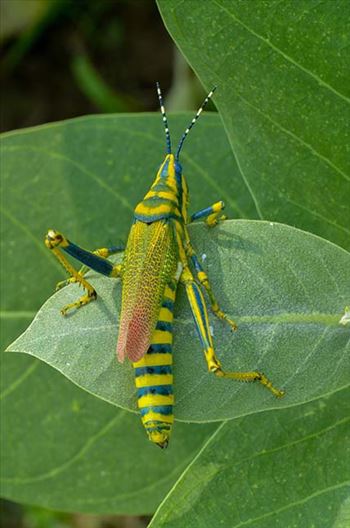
<box><xmin>8</xmin><ymin>220</ymin><xmax>350</xmax><ymax>421</ymax></box>
<box><xmin>0</xmin><ymin>114</ymin><xmax>245</xmax><ymax>512</ymax></box>
<box><xmin>0</xmin><ymin>354</ymin><xmax>216</xmax><ymax>514</ymax></box>
<box><xmin>149</xmin><ymin>387</ymin><xmax>350</xmax><ymax>528</ymax></box>
<box><xmin>157</xmin><ymin>0</ymin><xmax>350</xmax><ymax>250</ymax></box>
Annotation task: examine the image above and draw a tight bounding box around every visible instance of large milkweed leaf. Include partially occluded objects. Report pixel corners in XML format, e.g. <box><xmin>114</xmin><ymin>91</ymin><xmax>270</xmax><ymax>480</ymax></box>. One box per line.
<box><xmin>157</xmin><ymin>0</ymin><xmax>350</xmax><ymax>250</ymax></box>
<box><xmin>149</xmin><ymin>386</ymin><xmax>350</xmax><ymax>528</ymax></box>
<box><xmin>8</xmin><ymin>220</ymin><xmax>350</xmax><ymax>421</ymax></box>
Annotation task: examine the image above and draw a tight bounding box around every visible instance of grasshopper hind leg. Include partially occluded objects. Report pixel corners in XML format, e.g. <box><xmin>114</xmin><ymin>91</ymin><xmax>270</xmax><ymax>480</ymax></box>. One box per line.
<box><xmin>181</xmin><ymin>266</ymin><xmax>284</xmax><ymax>398</ymax></box>
<box><xmin>55</xmin><ymin>244</ymin><xmax>124</xmax><ymax>291</ymax></box>
<box><xmin>215</xmin><ymin>368</ymin><xmax>285</xmax><ymax>398</ymax></box>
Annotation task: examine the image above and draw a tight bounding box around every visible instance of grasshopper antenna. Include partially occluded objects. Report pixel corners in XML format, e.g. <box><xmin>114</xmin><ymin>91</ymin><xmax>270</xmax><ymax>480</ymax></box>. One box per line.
<box><xmin>156</xmin><ymin>82</ymin><xmax>171</xmax><ymax>154</ymax></box>
<box><xmin>175</xmin><ymin>86</ymin><xmax>216</xmax><ymax>161</ymax></box>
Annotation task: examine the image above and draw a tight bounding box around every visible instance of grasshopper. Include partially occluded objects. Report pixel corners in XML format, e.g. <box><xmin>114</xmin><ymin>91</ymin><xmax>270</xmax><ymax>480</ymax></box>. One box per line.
<box><xmin>45</xmin><ymin>84</ymin><xmax>284</xmax><ymax>448</ymax></box>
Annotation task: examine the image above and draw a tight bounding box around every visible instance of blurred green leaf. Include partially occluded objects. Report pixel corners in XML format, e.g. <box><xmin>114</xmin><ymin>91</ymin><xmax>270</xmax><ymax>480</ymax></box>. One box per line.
<box><xmin>1</xmin><ymin>356</ymin><xmax>215</xmax><ymax>514</ymax></box>
<box><xmin>157</xmin><ymin>0</ymin><xmax>350</xmax><ymax>250</ymax></box>
<box><xmin>0</xmin><ymin>0</ymin><xmax>48</xmax><ymax>41</ymax></box>
<box><xmin>149</xmin><ymin>387</ymin><xmax>350</xmax><ymax>528</ymax></box>
<box><xmin>71</xmin><ymin>54</ymin><xmax>139</xmax><ymax>113</ymax></box>
<box><xmin>1</xmin><ymin>0</ymin><xmax>66</xmax><ymax>71</ymax></box>
<box><xmin>21</xmin><ymin>503</ymin><xmax>71</xmax><ymax>528</ymax></box>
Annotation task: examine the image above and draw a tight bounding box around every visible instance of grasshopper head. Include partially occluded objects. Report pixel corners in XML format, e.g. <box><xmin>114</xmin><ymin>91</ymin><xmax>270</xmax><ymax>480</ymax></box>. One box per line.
<box><xmin>154</xmin><ymin>83</ymin><xmax>215</xmax><ymax>225</ymax></box>
<box><xmin>159</xmin><ymin>153</ymin><xmax>182</xmax><ymax>180</ymax></box>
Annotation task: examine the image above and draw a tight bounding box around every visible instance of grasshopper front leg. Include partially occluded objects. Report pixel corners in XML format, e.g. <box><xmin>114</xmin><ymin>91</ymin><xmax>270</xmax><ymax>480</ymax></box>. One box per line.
<box><xmin>45</xmin><ymin>229</ymin><xmax>121</xmax><ymax>315</ymax></box>
<box><xmin>190</xmin><ymin>200</ymin><xmax>227</xmax><ymax>227</ymax></box>
<box><xmin>180</xmin><ymin>265</ymin><xmax>284</xmax><ymax>398</ymax></box>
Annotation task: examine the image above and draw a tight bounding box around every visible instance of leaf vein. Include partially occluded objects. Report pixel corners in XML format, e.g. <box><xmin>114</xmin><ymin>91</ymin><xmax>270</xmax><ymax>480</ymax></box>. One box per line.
<box><xmin>232</xmin><ymin>89</ymin><xmax>350</xmax><ymax>183</ymax></box>
<box><xmin>0</xmin><ymin>361</ymin><xmax>39</xmax><ymax>401</ymax></box>
<box><xmin>1</xmin><ymin>413</ymin><xmax>125</xmax><ymax>484</ymax></box>
<box><xmin>212</xmin><ymin>0</ymin><xmax>350</xmax><ymax>104</ymax></box>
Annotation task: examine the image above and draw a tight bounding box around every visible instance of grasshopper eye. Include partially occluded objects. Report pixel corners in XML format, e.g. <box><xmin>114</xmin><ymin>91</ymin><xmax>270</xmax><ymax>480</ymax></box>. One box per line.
<box><xmin>175</xmin><ymin>161</ymin><xmax>182</xmax><ymax>174</ymax></box>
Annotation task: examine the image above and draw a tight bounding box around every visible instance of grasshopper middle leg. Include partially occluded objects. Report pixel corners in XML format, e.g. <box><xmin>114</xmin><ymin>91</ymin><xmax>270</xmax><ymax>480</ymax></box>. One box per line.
<box><xmin>186</xmin><ymin>242</ymin><xmax>237</xmax><ymax>331</ymax></box>
<box><xmin>190</xmin><ymin>200</ymin><xmax>227</xmax><ymax>227</ymax></box>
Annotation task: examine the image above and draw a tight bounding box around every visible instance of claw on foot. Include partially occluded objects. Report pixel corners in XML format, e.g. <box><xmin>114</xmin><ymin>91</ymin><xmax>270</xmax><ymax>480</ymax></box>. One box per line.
<box><xmin>60</xmin><ymin>291</ymin><xmax>97</xmax><ymax>316</ymax></box>
<box><xmin>226</xmin><ymin>317</ymin><xmax>238</xmax><ymax>331</ymax></box>
<box><xmin>215</xmin><ymin>308</ymin><xmax>237</xmax><ymax>331</ymax></box>
<box><xmin>55</xmin><ymin>277</ymin><xmax>77</xmax><ymax>291</ymax></box>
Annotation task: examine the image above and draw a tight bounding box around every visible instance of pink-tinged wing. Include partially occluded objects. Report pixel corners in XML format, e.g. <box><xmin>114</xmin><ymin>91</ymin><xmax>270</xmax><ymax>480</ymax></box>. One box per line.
<box><xmin>117</xmin><ymin>220</ymin><xmax>178</xmax><ymax>363</ymax></box>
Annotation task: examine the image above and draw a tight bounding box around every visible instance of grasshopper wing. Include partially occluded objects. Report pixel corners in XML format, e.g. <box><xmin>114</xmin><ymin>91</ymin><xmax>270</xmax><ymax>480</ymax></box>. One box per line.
<box><xmin>117</xmin><ymin>220</ymin><xmax>178</xmax><ymax>363</ymax></box>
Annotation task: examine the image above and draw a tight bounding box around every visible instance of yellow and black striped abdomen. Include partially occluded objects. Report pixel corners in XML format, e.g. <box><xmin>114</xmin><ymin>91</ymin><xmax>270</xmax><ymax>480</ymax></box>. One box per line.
<box><xmin>132</xmin><ymin>281</ymin><xmax>176</xmax><ymax>448</ymax></box>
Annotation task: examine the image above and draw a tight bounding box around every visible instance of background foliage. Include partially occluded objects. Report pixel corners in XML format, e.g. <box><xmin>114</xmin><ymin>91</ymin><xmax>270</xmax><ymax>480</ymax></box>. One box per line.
<box><xmin>1</xmin><ymin>1</ymin><xmax>349</xmax><ymax>527</ymax></box>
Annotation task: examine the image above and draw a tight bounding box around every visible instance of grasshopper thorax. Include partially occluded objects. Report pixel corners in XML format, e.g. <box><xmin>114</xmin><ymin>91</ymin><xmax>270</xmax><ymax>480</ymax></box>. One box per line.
<box><xmin>134</xmin><ymin>153</ymin><xmax>189</xmax><ymax>224</ymax></box>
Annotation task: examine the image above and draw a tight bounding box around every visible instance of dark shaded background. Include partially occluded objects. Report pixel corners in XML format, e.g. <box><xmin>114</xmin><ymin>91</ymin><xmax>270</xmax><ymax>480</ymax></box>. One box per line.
<box><xmin>1</xmin><ymin>0</ymin><xmax>174</xmax><ymax>133</ymax></box>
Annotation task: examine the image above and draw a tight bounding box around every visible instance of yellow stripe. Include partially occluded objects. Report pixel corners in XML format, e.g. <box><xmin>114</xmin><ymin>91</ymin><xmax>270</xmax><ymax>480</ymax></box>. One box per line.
<box><xmin>135</xmin><ymin>203</ymin><xmax>174</xmax><ymax>216</ymax></box>
<box><xmin>198</xmin><ymin>271</ymin><xmax>207</xmax><ymax>282</ymax></box>
<box><xmin>133</xmin><ymin>353</ymin><xmax>172</xmax><ymax>367</ymax></box>
<box><xmin>135</xmin><ymin>374</ymin><xmax>173</xmax><ymax>388</ymax></box>
<box><xmin>151</xmin><ymin>330</ymin><xmax>172</xmax><ymax>344</ymax></box>
<box><xmin>212</xmin><ymin>201</ymin><xmax>223</xmax><ymax>212</ymax></box>
<box><xmin>188</xmin><ymin>287</ymin><xmax>212</xmax><ymax>348</ymax></box>
<box><xmin>142</xmin><ymin>411</ymin><xmax>174</xmax><ymax>424</ymax></box>
<box><xmin>137</xmin><ymin>394</ymin><xmax>174</xmax><ymax>408</ymax></box>
<box><xmin>146</xmin><ymin>191</ymin><xmax>179</xmax><ymax>203</ymax></box>
<box><xmin>164</xmin><ymin>286</ymin><xmax>176</xmax><ymax>301</ymax></box>
<box><xmin>158</xmin><ymin>307</ymin><xmax>173</xmax><ymax>322</ymax></box>
<box><xmin>175</xmin><ymin>220</ymin><xmax>184</xmax><ymax>237</ymax></box>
